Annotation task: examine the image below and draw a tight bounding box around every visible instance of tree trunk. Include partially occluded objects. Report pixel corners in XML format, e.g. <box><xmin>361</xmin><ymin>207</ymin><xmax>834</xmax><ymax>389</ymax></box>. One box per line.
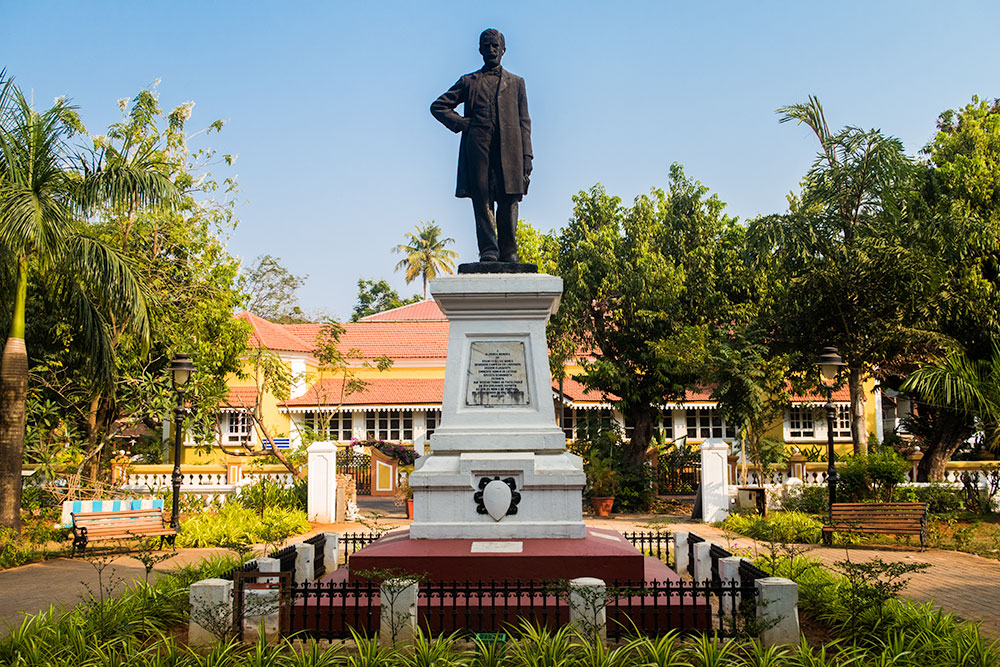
<box><xmin>848</xmin><ymin>366</ymin><xmax>868</xmax><ymax>455</ymax></box>
<box><xmin>916</xmin><ymin>408</ymin><xmax>974</xmax><ymax>482</ymax></box>
<box><xmin>623</xmin><ymin>406</ymin><xmax>655</xmax><ymax>468</ymax></box>
<box><xmin>0</xmin><ymin>258</ymin><xmax>29</xmax><ymax>531</ymax></box>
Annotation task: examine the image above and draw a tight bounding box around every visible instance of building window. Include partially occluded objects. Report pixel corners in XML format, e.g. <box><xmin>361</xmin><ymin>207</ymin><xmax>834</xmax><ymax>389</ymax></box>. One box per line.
<box><xmin>304</xmin><ymin>411</ymin><xmax>353</xmax><ymax>441</ymax></box>
<box><xmin>425</xmin><ymin>410</ymin><xmax>438</xmax><ymax>438</ymax></box>
<box><xmin>562</xmin><ymin>407</ymin><xmax>613</xmax><ymax>441</ymax></box>
<box><xmin>788</xmin><ymin>407</ymin><xmax>815</xmax><ymax>438</ymax></box>
<box><xmin>685</xmin><ymin>409</ymin><xmax>735</xmax><ymax>440</ymax></box>
<box><xmin>365</xmin><ymin>409</ymin><xmax>413</xmax><ymax>441</ymax></box>
<box><xmin>624</xmin><ymin>411</ymin><xmax>674</xmax><ymax>442</ymax></box>
<box><xmin>226</xmin><ymin>412</ymin><xmax>252</xmax><ymax>444</ymax></box>
<box><xmin>833</xmin><ymin>405</ymin><xmax>851</xmax><ymax>438</ymax></box>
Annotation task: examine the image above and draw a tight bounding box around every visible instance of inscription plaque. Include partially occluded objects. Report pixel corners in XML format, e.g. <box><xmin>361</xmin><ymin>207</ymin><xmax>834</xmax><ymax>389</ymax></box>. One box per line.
<box><xmin>466</xmin><ymin>341</ymin><xmax>530</xmax><ymax>407</ymax></box>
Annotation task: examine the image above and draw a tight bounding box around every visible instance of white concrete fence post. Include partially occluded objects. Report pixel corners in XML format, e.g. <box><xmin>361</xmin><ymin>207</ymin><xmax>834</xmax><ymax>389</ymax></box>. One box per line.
<box><xmin>188</xmin><ymin>578</ymin><xmax>233</xmax><ymax>646</ymax></box>
<box><xmin>307</xmin><ymin>441</ymin><xmax>338</xmax><ymax>523</ymax></box>
<box><xmin>243</xmin><ymin>587</ymin><xmax>281</xmax><ymax>643</ymax></box>
<box><xmin>692</xmin><ymin>542</ymin><xmax>713</xmax><ymax>584</ymax></box>
<box><xmin>568</xmin><ymin>577</ymin><xmax>607</xmax><ymax>641</ymax></box>
<box><xmin>674</xmin><ymin>531</ymin><xmax>689</xmax><ymax>575</ymax></box>
<box><xmin>294</xmin><ymin>542</ymin><xmax>315</xmax><ymax>584</ymax></box>
<box><xmin>379</xmin><ymin>578</ymin><xmax>419</xmax><ymax>646</ymax></box>
<box><xmin>323</xmin><ymin>532</ymin><xmax>340</xmax><ymax>571</ymax></box>
<box><xmin>718</xmin><ymin>556</ymin><xmax>746</xmax><ymax>615</ymax></box>
<box><xmin>700</xmin><ymin>438</ymin><xmax>731</xmax><ymax>522</ymax></box>
<box><xmin>755</xmin><ymin>577</ymin><xmax>800</xmax><ymax>646</ymax></box>
<box><xmin>256</xmin><ymin>556</ymin><xmax>280</xmax><ymax>585</ymax></box>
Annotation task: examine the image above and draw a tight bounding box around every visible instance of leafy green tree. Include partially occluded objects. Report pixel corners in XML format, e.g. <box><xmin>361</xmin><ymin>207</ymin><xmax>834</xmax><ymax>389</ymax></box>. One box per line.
<box><xmin>239</xmin><ymin>254</ymin><xmax>309</xmax><ymax>323</ymax></box>
<box><xmin>350</xmin><ymin>278</ymin><xmax>420</xmax><ymax>321</ymax></box>
<box><xmin>749</xmin><ymin>97</ymin><xmax>932</xmax><ymax>455</ymax></box>
<box><xmin>393</xmin><ymin>220</ymin><xmax>458</xmax><ymax>299</ymax></box>
<box><xmin>553</xmin><ymin>164</ymin><xmax>744</xmax><ymax>470</ymax></box>
<box><xmin>0</xmin><ymin>78</ymin><xmax>177</xmax><ymax>530</ymax></box>
<box><xmin>899</xmin><ymin>97</ymin><xmax>1000</xmax><ymax>479</ymax></box>
<box><xmin>514</xmin><ymin>220</ymin><xmax>559</xmax><ymax>274</ymax></box>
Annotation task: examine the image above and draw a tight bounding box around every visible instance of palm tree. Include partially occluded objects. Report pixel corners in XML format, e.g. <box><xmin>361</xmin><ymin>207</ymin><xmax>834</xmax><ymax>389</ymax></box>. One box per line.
<box><xmin>0</xmin><ymin>76</ymin><xmax>177</xmax><ymax>530</ymax></box>
<box><xmin>392</xmin><ymin>220</ymin><xmax>458</xmax><ymax>299</ymax></box>
<box><xmin>901</xmin><ymin>347</ymin><xmax>1000</xmax><ymax>480</ymax></box>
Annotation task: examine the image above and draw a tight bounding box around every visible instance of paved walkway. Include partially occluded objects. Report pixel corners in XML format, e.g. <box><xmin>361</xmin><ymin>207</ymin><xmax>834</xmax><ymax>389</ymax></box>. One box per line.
<box><xmin>3</xmin><ymin>505</ymin><xmax>997</xmax><ymax>640</ymax></box>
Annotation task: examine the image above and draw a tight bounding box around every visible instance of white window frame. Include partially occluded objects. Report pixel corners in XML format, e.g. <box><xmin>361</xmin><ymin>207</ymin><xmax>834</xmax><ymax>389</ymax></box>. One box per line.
<box><xmin>225</xmin><ymin>411</ymin><xmax>253</xmax><ymax>444</ymax></box>
<box><xmin>785</xmin><ymin>406</ymin><xmax>816</xmax><ymax>439</ymax></box>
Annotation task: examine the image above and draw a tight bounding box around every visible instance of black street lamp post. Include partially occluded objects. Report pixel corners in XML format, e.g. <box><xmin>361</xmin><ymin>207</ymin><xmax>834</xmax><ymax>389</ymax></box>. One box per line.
<box><xmin>816</xmin><ymin>346</ymin><xmax>845</xmax><ymax>522</ymax></box>
<box><xmin>169</xmin><ymin>353</ymin><xmax>196</xmax><ymax>530</ymax></box>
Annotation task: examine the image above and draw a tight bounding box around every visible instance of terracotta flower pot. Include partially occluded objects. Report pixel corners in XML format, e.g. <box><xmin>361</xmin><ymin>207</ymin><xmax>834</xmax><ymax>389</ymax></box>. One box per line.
<box><xmin>591</xmin><ymin>496</ymin><xmax>615</xmax><ymax>517</ymax></box>
<box><xmin>407</xmin><ymin>498</ymin><xmax>414</xmax><ymax>519</ymax></box>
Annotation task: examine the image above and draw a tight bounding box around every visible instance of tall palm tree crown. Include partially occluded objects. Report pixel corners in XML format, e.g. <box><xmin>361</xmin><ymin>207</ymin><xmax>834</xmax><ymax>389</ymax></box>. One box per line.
<box><xmin>392</xmin><ymin>220</ymin><xmax>458</xmax><ymax>299</ymax></box>
<box><xmin>0</xmin><ymin>74</ymin><xmax>178</xmax><ymax>530</ymax></box>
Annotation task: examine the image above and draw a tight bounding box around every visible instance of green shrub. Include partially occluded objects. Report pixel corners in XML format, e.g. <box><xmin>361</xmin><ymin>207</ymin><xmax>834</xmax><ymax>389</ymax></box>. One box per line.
<box><xmin>780</xmin><ymin>485</ymin><xmax>828</xmax><ymax>514</ymax></box>
<box><xmin>896</xmin><ymin>483</ymin><xmax>964</xmax><ymax>514</ymax></box>
<box><xmin>177</xmin><ymin>504</ymin><xmax>309</xmax><ymax>548</ymax></box>
<box><xmin>837</xmin><ymin>455</ymin><xmax>870</xmax><ymax>502</ymax></box>
<box><xmin>233</xmin><ymin>476</ymin><xmax>306</xmax><ymax>514</ymax></box>
<box><xmin>720</xmin><ymin>510</ymin><xmax>823</xmax><ymax>544</ymax></box>
<box><xmin>836</xmin><ymin>449</ymin><xmax>911</xmax><ymax>503</ymax></box>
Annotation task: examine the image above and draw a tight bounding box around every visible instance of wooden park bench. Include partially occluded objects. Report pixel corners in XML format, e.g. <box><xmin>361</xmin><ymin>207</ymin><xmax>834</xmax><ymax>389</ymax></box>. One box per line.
<box><xmin>71</xmin><ymin>508</ymin><xmax>176</xmax><ymax>556</ymax></box>
<box><xmin>822</xmin><ymin>502</ymin><xmax>928</xmax><ymax>551</ymax></box>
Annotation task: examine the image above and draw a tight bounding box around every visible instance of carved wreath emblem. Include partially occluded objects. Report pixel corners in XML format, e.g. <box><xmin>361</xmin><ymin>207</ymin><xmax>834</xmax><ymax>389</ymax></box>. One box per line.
<box><xmin>474</xmin><ymin>476</ymin><xmax>521</xmax><ymax>520</ymax></box>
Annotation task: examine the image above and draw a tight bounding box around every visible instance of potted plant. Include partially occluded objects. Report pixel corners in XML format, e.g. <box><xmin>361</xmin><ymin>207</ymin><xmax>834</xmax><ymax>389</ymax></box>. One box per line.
<box><xmin>586</xmin><ymin>455</ymin><xmax>620</xmax><ymax>516</ymax></box>
<box><xmin>394</xmin><ymin>468</ymin><xmax>414</xmax><ymax>519</ymax></box>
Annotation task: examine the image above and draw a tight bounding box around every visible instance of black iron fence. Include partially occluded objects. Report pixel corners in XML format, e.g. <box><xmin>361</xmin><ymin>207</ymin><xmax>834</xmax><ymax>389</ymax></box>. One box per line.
<box><xmin>738</xmin><ymin>559</ymin><xmax>769</xmax><ymax>589</ymax></box>
<box><xmin>621</xmin><ymin>530</ymin><xmax>672</xmax><ymax>565</ymax></box>
<box><xmin>271</xmin><ymin>544</ymin><xmax>298</xmax><ymax>583</ymax></box>
<box><xmin>305</xmin><ymin>533</ymin><xmax>327</xmax><ymax>579</ymax></box>
<box><xmin>708</xmin><ymin>544</ymin><xmax>731</xmax><ymax>585</ymax></box>
<box><xmin>282</xmin><ymin>577</ymin><xmax>758</xmax><ymax>640</ymax></box>
<box><xmin>340</xmin><ymin>531</ymin><xmax>385</xmax><ymax>567</ymax></box>
<box><xmin>288</xmin><ymin>580</ymin><xmax>380</xmax><ymax>639</ymax></box>
<box><xmin>337</xmin><ymin>450</ymin><xmax>371</xmax><ymax>495</ymax></box>
<box><xmin>686</xmin><ymin>533</ymin><xmax>705</xmax><ymax>578</ymax></box>
<box><xmin>220</xmin><ymin>559</ymin><xmax>259</xmax><ymax>581</ymax></box>
<box><xmin>606</xmin><ymin>578</ymin><xmax>757</xmax><ymax>640</ymax></box>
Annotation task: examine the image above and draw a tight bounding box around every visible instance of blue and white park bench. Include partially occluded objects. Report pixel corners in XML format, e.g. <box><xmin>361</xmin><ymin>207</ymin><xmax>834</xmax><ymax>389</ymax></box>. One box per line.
<box><xmin>61</xmin><ymin>499</ymin><xmax>175</xmax><ymax>556</ymax></box>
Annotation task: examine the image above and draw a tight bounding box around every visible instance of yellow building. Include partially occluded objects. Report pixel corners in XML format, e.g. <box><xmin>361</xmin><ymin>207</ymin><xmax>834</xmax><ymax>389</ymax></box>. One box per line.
<box><xmin>179</xmin><ymin>300</ymin><xmax>900</xmax><ymax>463</ymax></box>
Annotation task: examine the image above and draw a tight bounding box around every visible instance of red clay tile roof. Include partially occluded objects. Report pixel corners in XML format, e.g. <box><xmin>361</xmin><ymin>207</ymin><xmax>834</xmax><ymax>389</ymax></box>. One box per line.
<box><xmin>553</xmin><ymin>376</ymin><xmax>616</xmax><ymax>403</ymax></box>
<box><xmin>282</xmin><ymin>378</ymin><xmax>445</xmax><ymax>408</ymax></box>
<box><xmin>236</xmin><ymin>312</ymin><xmax>312</xmax><ymax>352</ymax></box>
<box><xmin>359</xmin><ymin>300</ymin><xmax>446</xmax><ymax>321</ymax></box>
<box><xmin>790</xmin><ymin>387</ymin><xmax>851</xmax><ymax>403</ymax></box>
<box><xmin>336</xmin><ymin>321</ymin><xmax>449</xmax><ymax>359</ymax></box>
<box><xmin>225</xmin><ymin>386</ymin><xmax>259</xmax><ymax>409</ymax></box>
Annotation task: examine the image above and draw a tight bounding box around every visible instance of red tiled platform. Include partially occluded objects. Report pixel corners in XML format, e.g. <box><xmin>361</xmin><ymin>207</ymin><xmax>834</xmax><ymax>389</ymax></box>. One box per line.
<box><xmin>346</xmin><ymin>527</ymin><xmax>648</xmax><ymax>583</ymax></box>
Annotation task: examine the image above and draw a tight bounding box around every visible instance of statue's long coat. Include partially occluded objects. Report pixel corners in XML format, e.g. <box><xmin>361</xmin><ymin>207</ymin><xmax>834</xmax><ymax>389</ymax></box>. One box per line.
<box><xmin>431</xmin><ymin>68</ymin><xmax>532</xmax><ymax>199</ymax></box>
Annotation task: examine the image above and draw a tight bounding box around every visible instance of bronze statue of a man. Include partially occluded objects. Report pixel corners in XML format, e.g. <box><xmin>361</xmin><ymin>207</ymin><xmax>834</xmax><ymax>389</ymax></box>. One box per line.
<box><xmin>432</xmin><ymin>29</ymin><xmax>532</xmax><ymax>263</ymax></box>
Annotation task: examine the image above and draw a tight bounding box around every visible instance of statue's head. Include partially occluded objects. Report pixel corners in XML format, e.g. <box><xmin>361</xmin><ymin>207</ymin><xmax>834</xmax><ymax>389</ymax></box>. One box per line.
<box><xmin>479</xmin><ymin>29</ymin><xmax>505</xmax><ymax>68</ymax></box>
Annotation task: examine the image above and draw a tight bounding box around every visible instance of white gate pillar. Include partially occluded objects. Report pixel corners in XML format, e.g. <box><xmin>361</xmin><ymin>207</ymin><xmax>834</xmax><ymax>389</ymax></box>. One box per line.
<box><xmin>700</xmin><ymin>438</ymin><xmax>731</xmax><ymax>522</ymax></box>
<box><xmin>307</xmin><ymin>441</ymin><xmax>337</xmax><ymax>523</ymax></box>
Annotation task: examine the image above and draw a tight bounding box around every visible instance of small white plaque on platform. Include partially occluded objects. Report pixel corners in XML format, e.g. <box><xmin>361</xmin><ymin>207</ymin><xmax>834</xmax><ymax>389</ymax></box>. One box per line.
<box><xmin>471</xmin><ymin>541</ymin><xmax>523</xmax><ymax>553</ymax></box>
<box><xmin>466</xmin><ymin>341</ymin><xmax>530</xmax><ymax>407</ymax></box>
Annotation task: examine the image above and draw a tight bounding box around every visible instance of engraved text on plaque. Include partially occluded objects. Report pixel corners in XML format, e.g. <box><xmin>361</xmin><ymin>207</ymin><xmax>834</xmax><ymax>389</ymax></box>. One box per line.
<box><xmin>466</xmin><ymin>341</ymin><xmax>530</xmax><ymax>407</ymax></box>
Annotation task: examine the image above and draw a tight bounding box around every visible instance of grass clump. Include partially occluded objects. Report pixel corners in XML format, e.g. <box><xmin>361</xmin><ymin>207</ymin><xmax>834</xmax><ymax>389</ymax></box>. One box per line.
<box><xmin>720</xmin><ymin>510</ymin><xmax>823</xmax><ymax>544</ymax></box>
<box><xmin>176</xmin><ymin>503</ymin><xmax>309</xmax><ymax>548</ymax></box>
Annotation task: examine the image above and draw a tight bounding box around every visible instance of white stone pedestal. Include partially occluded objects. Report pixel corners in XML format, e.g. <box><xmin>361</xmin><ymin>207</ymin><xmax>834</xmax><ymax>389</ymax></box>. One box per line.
<box><xmin>409</xmin><ymin>273</ymin><xmax>586</xmax><ymax>539</ymax></box>
<box><xmin>307</xmin><ymin>441</ymin><xmax>337</xmax><ymax>523</ymax></box>
<box><xmin>700</xmin><ymin>437</ymin><xmax>730</xmax><ymax>522</ymax></box>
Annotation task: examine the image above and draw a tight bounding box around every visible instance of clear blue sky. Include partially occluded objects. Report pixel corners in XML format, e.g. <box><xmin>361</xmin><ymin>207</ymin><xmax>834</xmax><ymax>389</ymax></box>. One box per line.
<box><xmin>4</xmin><ymin>1</ymin><xmax>997</xmax><ymax>319</ymax></box>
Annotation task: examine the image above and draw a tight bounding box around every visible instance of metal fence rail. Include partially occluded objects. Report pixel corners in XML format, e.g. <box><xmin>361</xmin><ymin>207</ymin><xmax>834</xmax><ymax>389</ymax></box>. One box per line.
<box><xmin>283</xmin><ymin>576</ymin><xmax>759</xmax><ymax>640</ymax></box>
<box><xmin>621</xmin><ymin>530</ymin><xmax>672</xmax><ymax>564</ymax></box>
<box><xmin>708</xmin><ymin>544</ymin><xmax>732</xmax><ymax>585</ymax></box>
<box><xmin>340</xmin><ymin>531</ymin><xmax>385</xmax><ymax>566</ymax></box>
<box><xmin>288</xmin><ymin>580</ymin><xmax>380</xmax><ymax>639</ymax></box>
<box><xmin>220</xmin><ymin>559</ymin><xmax>259</xmax><ymax>581</ymax></box>
<box><xmin>606</xmin><ymin>578</ymin><xmax>757</xmax><ymax>640</ymax></box>
<box><xmin>738</xmin><ymin>559</ymin><xmax>769</xmax><ymax>588</ymax></box>
<box><xmin>418</xmin><ymin>580</ymin><xmax>565</xmax><ymax>636</ymax></box>
<box><xmin>271</xmin><ymin>544</ymin><xmax>298</xmax><ymax>583</ymax></box>
<box><xmin>305</xmin><ymin>533</ymin><xmax>327</xmax><ymax>578</ymax></box>
<box><xmin>686</xmin><ymin>533</ymin><xmax>705</xmax><ymax>578</ymax></box>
